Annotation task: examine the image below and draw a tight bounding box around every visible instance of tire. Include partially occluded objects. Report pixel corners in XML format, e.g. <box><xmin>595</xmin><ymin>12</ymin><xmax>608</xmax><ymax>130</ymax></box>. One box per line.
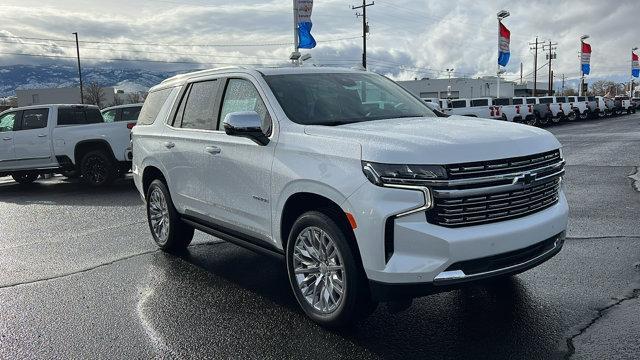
<box><xmin>579</xmin><ymin>111</ymin><xmax>589</xmax><ymax>120</ymax></box>
<box><xmin>286</xmin><ymin>210</ymin><xmax>376</xmax><ymax>327</ymax></box>
<box><xmin>551</xmin><ymin>114</ymin><xmax>562</xmax><ymax>124</ymax></box>
<box><xmin>80</xmin><ymin>150</ymin><xmax>116</xmax><ymax>187</ymax></box>
<box><xmin>566</xmin><ymin>111</ymin><xmax>577</xmax><ymax>122</ymax></box>
<box><xmin>524</xmin><ymin>116</ymin><xmax>537</xmax><ymax>127</ymax></box>
<box><xmin>146</xmin><ymin>179</ymin><xmax>194</xmax><ymax>252</ymax></box>
<box><xmin>501</xmin><ymin>114</ymin><xmax>508</xmax><ymax>121</ymax></box>
<box><xmin>12</xmin><ymin>172</ymin><xmax>38</xmax><ymax>184</ymax></box>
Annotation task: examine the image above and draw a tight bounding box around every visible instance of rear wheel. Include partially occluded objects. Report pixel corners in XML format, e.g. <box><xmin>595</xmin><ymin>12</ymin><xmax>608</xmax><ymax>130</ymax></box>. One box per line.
<box><xmin>286</xmin><ymin>211</ymin><xmax>376</xmax><ymax>327</ymax></box>
<box><xmin>80</xmin><ymin>150</ymin><xmax>116</xmax><ymax>187</ymax></box>
<box><xmin>146</xmin><ymin>179</ymin><xmax>194</xmax><ymax>251</ymax></box>
<box><xmin>566</xmin><ymin>111</ymin><xmax>577</xmax><ymax>121</ymax></box>
<box><xmin>551</xmin><ymin>114</ymin><xmax>562</xmax><ymax>124</ymax></box>
<box><xmin>12</xmin><ymin>172</ymin><xmax>38</xmax><ymax>184</ymax></box>
<box><xmin>579</xmin><ymin>111</ymin><xmax>589</xmax><ymax>120</ymax></box>
<box><xmin>524</xmin><ymin>116</ymin><xmax>537</xmax><ymax>126</ymax></box>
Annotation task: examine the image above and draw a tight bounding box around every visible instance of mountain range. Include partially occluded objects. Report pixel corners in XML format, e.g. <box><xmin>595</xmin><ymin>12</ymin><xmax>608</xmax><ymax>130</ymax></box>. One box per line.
<box><xmin>0</xmin><ymin>65</ymin><xmax>193</xmax><ymax>97</ymax></box>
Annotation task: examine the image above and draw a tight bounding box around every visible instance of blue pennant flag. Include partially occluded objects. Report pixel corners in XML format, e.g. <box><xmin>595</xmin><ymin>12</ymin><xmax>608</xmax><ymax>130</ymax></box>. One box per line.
<box><xmin>296</xmin><ymin>0</ymin><xmax>316</xmax><ymax>49</ymax></box>
<box><xmin>298</xmin><ymin>21</ymin><xmax>316</xmax><ymax>49</ymax></box>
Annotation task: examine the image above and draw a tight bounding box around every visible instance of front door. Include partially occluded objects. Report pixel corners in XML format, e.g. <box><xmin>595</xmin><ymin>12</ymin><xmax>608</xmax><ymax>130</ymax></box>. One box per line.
<box><xmin>12</xmin><ymin>108</ymin><xmax>55</xmax><ymax>169</ymax></box>
<box><xmin>0</xmin><ymin>111</ymin><xmax>17</xmax><ymax>172</ymax></box>
<box><xmin>203</xmin><ymin>77</ymin><xmax>276</xmax><ymax>243</ymax></box>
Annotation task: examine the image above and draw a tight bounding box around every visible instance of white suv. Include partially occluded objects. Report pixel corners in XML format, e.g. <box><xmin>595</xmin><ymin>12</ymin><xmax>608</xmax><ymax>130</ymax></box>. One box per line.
<box><xmin>132</xmin><ymin>67</ymin><xmax>568</xmax><ymax>327</ymax></box>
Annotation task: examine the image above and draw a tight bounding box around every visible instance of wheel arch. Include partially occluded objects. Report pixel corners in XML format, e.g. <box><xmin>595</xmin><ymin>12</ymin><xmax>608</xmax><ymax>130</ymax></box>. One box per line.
<box><xmin>74</xmin><ymin>139</ymin><xmax>117</xmax><ymax>165</ymax></box>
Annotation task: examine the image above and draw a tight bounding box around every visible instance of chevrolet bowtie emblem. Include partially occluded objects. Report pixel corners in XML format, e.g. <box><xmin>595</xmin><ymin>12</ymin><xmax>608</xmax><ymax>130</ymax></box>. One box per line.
<box><xmin>513</xmin><ymin>172</ymin><xmax>537</xmax><ymax>185</ymax></box>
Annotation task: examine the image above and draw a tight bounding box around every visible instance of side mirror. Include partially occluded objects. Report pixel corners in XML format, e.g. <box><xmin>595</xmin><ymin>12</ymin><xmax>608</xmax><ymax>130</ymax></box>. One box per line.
<box><xmin>222</xmin><ymin>111</ymin><xmax>269</xmax><ymax>145</ymax></box>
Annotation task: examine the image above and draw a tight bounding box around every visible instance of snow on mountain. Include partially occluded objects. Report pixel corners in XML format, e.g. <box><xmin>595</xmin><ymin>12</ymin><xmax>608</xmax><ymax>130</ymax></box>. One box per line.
<box><xmin>0</xmin><ymin>65</ymin><xmax>191</xmax><ymax>97</ymax></box>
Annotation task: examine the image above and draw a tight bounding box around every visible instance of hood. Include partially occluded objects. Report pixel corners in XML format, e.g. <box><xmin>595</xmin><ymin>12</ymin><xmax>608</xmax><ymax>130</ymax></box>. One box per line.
<box><xmin>304</xmin><ymin>116</ymin><xmax>561</xmax><ymax>164</ymax></box>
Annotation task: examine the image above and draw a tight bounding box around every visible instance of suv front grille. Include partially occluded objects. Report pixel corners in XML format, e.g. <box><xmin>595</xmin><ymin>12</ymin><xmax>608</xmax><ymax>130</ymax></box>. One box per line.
<box><xmin>447</xmin><ymin>150</ymin><xmax>561</xmax><ymax>179</ymax></box>
<box><xmin>427</xmin><ymin>150</ymin><xmax>564</xmax><ymax>228</ymax></box>
<box><xmin>428</xmin><ymin>178</ymin><xmax>560</xmax><ymax>227</ymax></box>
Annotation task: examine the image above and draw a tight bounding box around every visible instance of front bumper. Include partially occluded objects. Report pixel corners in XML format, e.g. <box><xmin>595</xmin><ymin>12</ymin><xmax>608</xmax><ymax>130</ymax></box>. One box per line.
<box><xmin>369</xmin><ymin>231</ymin><xmax>565</xmax><ymax>301</ymax></box>
<box><xmin>342</xmin><ymin>182</ymin><xmax>569</xmax><ymax>290</ymax></box>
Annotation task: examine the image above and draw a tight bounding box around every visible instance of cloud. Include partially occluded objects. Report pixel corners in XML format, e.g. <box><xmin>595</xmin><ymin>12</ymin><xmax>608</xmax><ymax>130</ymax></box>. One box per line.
<box><xmin>0</xmin><ymin>0</ymin><xmax>637</xmax><ymax>87</ymax></box>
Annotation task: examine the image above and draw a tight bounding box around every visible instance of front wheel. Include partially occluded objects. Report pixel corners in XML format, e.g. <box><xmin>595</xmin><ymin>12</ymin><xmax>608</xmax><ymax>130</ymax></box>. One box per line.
<box><xmin>146</xmin><ymin>179</ymin><xmax>194</xmax><ymax>251</ymax></box>
<box><xmin>12</xmin><ymin>172</ymin><xmax>38</xmax><ymax>184</ymax></box>
<box><xmin>524</xmin><ymin>116</ymin><xmax>537</xmax><ymax>126</ymax></box>
<box><xmin>286</xmin><ymin>211</ymin><xmax>376</xmax><ymax>327</ymax></box>
<box><xmin>566</xmin><ymin>111</ymin><xmax>577</xmax><ymax>121</ymax></box>
<box><xmin>551</xmin><ymin>114</ymin><xmax>562</xmax><ymax>124</ymax></box>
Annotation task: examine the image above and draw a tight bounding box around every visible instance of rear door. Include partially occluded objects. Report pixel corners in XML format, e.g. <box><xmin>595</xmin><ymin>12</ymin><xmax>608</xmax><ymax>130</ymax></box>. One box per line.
<box><xmin>162</xmin><ymin>78</ymin><xmax>221</xmax><ymax>212</ymax></box>
<box><xmin>12</xmin><ymin>108</ymin><xmax>55</xmax><ymax>169</ymax></box>
<box><xmin>0</xmin><ymin>111</ymin><xmax>17</xmax><ymax>171</ymax></box>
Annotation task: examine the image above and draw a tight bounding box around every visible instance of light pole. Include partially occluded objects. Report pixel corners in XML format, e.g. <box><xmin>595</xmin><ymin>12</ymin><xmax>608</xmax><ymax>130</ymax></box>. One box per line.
<box><xmin>580</xmin><ymin>35</ymin><xmax>589</xmax><ymax>96</ymax></box>
<box><xmin>446</xmin><ymin>68</ymin><xmax>454</xmax><ymax>98</ymax></box>
<box><xmin>497</xmin><ymin>10</ymin><xmax>510</xmax><ymax>99</ymax></box>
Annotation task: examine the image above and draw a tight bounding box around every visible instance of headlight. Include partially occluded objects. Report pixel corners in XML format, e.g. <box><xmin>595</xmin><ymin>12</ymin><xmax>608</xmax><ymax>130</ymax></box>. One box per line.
<box><xmin>362</xmin><ymin>161</ymin><xmax>447</xmax><ymax>186</ymax></box>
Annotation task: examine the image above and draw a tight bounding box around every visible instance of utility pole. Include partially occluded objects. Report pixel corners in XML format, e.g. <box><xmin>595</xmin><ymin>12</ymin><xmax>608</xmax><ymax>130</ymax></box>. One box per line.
<box><xmin>520</xmin><ymin>62</ymin><xmax>523</xmax><ymax>85</ymax></box>
<box><xmin>561</xmin><ymin>74</ymin><xmax>565</xmax><ymax>96</ymax></box>
<box><xmin>72</xmin><ymin>32</ymin><xmax>84</xmax><ymax>104</ymax></box>
<box><xmin>352</xmin><ymin>1</ymin><xmax>374</xmax><ymax>69</ymax></box>
<box><xmin>543</xmin><ymin>40</ymin><xmax>558</xmax><ymax>96</ymax></box>
<box><xmin>529</xmin><ymin>37</ymin><xmax>539</xmax><ymax>96</ymax></box>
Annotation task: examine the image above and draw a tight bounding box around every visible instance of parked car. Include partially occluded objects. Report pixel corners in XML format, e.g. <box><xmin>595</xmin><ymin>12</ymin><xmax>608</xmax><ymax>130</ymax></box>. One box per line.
<box><xmin>631</xmin><ymin>97</ymin><xmax>640</xmax><ymax>110</ymax></box>
<box><xmin>448</xmin><ymin>97</ymin><xmax>502</xmax><ymax>119</ymax></box>
<box><xmin>511</xmin><ymin>97</ymin><xmax>537</xmax><ymax>126</ymax></box>
<box><xmin>613</xmin><ymin>96</ymin><xmax>634</xmax><ymax>114</ymax></box>
<box><xmin>566</xmin><ymin>96</ymin><xmax>590</xmax><ymax>121</ymax></box>
<box><xmin>535</xmin><ymin>96</ymin><xmax>570</xmax><ymax>125</ymax></box>
<box><xmin>604</xmin><ymin>98</ymin><xmax>617</xmax><ymax>116</ymax></box>
<box><xmin>132</xmin><ymin>67</ymin><xmax>568</xmax><ymax>327</ymax></box>
<box><xmin>0</xmin><ymin>104</ymin><xmax>132</xmax><ymax>185</ymax></box>
<box><xmin>492</xmin><ymin>98</ymin><xmax>519</xmax><ymax>122</ymax></box>
<box><xmin>101</xmin><ymin>103</ymin><xmax>143</xmax><ymax>124</ymax></box>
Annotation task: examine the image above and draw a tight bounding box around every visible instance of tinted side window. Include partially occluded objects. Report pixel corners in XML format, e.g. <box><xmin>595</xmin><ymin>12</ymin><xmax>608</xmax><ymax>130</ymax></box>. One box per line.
<box><xmin>556</xmin><ymin>97</ymin><xmax>566</xmax><ymax>103</ymax></box>
<box><xmin>470</xmin><ymin>99</ymin><xmax>489</xmax><ymax>107</ymax></box>
<box><xmin>512</xmin><ymin>98</ymin><xmax>523</xmax><ymax>105</ymax></box>
<box><xmin>539</xmin><ymin>98</ymin><xmax>552</xmax><ymax>104</ymax></box>
<box><xmin>451</xmin><ymin>100</ymin><xmax>466</xmax><ymax>108</ymax></box>
<box><xmin>138</xmin><ymin>88</ymin><xmax>173</xmax><ymax>125</ymax></box>
<box><xmin>181</xmin><ymin>80</ymin><xmax>218</xmax><ymax>130</ymax></box>
<box><xmin>577</xmin><ymin>96</ymin><xmax>586</xmax><ymax>101</ymax></box>
<box><xmin>588</xmin><ymin>97</ymin><xmax>595</xmax><ymax>101</ymax></box>
<box><xmin>102</xmin><ymin>109</ymin><xmax>117</xmax><ymax>123</ymax></box>
<box><xmin>57</xmin><ymin>108</ymin><xmax>101</xmax><ymax>125</ymax></box>
<box><xmin>219</xmin><ymin>78</ymin><xmax>271</xmax><ymax>134</ymax></box>
<box><xmin>0</xmin><ymin>112</ymin><xmax>17</xmax><ymax>132</ymax></box>
<box><xmin>493</xmin><ymin>98</ymin><xmax>510</xmax><ymax>106</ymax></box>
<box><xmin>21</xmin><ymin>109</ymin><xmax>49</xmax><ymax>130</ymax></box>
<box><xmin>526</xmin><ymin>98</ymin><xmax>536</xmax><ymax>104</ymax></box>
<box><xmin>121</xmin><ymin>106</ymin><xmax>142</xmax><ymax>122</ymax></box>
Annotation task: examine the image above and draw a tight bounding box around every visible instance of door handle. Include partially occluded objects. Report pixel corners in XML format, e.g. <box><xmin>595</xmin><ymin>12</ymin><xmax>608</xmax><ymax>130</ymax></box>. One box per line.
<box><xmin>204</xmin><ymin>146</ymin><xmax>221</xmax><ymax>155</ymax></box>
<box><xmin>2</xmin><ymin>137</ymin><xmax>11</xmax><ymax>141</ymax></box>
<box><xmin>163</xmin><ymin>141</ymin><xmax>175</xmax><ymax>149</ymax></box>
<box><xmin>37</xmin><ymin>134</ymin><xmax>47</xmax><ymax>138</ymax></box>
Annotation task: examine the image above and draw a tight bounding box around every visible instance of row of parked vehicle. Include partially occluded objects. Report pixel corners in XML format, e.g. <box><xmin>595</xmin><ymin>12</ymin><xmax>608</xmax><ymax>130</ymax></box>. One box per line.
<box><xmin>0</xmin><ymin>103</ymin><xmax>142</xmax><ymax>185</ymax></box>
<box><xmin>423</xmin><ymin>95</ymin><xmax>639</xmax><ymax>126</ymax></box>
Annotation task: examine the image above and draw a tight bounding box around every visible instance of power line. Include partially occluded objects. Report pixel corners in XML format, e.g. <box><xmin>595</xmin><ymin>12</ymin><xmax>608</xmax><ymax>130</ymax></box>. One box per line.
<box><xmin>0</xmin><ymin>34</ymin><xmax>361</xmax><ymax>48</ymax></box>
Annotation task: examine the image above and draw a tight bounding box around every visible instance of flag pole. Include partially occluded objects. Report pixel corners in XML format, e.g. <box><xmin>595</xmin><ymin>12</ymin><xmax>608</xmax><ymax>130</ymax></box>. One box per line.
<box><xmin>291</xmin><ymin>0</ymin><xmax>300</xmax><ymax>65</ymax></box>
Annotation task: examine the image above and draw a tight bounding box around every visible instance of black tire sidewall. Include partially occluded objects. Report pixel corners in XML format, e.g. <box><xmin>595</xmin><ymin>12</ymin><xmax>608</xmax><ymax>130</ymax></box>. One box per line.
<box><xmin>80</xmin><ymin>150</ymin><xmax>115</xmax><ymax>186</ymax></box>
<box><xmin>285</xmin><ymin>211</ymin><xmax>364</xmax><ymax>327</ymax></box>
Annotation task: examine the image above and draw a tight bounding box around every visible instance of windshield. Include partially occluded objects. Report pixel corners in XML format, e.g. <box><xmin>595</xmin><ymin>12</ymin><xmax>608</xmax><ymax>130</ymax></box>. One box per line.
<box><xmin>264</xmin><ymin>72</ymin><xmax>435</xmax><ymax>125</ymax></box>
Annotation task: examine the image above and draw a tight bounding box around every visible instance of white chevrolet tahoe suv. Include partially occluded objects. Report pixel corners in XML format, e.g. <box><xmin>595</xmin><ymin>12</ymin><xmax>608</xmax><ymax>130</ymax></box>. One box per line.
<box><xmin>0</xmin><ymin>104</ymin><xmax>132</xmax><ymax>185</ymax></box>
<box><xmin>132</xmin><ymin>67</ymin><xmax>568</xmax><ymax>327</ymax></box>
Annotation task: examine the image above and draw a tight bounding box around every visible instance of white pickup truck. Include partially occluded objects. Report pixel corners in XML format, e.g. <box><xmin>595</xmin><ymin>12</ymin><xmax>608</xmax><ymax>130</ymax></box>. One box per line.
<box><xmin>511</xmin><ymin>97</ymin><xmax>537</xmax><ymax>125</ymax></box>
<box><xmin>566</xmin><ymin>96</ymin><xmax>590</xmax><ymax>121</ymax></box>
<box><xmin>536</xmin><ymin>96</ymin><xmax>571</xmax><ymax>124</ymax></box>
<box><xmin>0</xmin><ymin>104</ymin><xmax>132</xmax><ymax>186</ymax></box>
<box><xmin>448</xmin><ymin>98</ymin><xmax>502</xmax><ymax>119</ymax></box>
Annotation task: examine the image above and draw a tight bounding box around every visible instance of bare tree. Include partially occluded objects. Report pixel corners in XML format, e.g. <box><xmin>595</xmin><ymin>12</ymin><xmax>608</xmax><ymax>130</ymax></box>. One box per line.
<box><xmin>563</xmin><ymin>88</ymin><xmax>577</xmax><ymax>96</ymax></box>
<box><xmin>127</xmin><ymin>92</ymin><xmax>143</xmax><ymax>104</ymax></box>
<box><xmin>83</xmin><ymin>82</ymin><xmax>106</xmax><ymax>108</ymax></box>
<box><xmin>108</xmin><ymin>95</ymin><xmax>124</xmax><ymax>107</ymax></box>
<box><xmin>590</xmin><ymin>80</ymin><xmax>616</xmax><ymax>96</ymax></box>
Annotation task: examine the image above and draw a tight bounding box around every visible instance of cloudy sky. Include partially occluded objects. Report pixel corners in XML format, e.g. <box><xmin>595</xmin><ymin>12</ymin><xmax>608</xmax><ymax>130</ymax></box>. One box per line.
<box><xmin>0</xmin><ymin>0</ymin><xmax>638</xmax><ymax>87</ymax></box>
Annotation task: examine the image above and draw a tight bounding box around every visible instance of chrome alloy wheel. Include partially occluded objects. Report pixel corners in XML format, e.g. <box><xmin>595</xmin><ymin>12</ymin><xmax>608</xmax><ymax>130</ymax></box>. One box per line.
<box><xmin>149</xmin><ymin>187</ymin><xmax>170</xmax><ymax>244</ymax></box>
<box><xmin>293</xmin><ymin>226</ymin><xmax>345</xmax><ymax>314</ymax></box>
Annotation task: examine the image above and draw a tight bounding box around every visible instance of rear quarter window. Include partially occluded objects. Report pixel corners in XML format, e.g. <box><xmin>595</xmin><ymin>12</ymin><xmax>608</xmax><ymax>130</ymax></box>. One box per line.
<box><xmin>556</xmin><ymin>97</ymin><xmax>567</xmax><ymax>103</ymax></box>
<box><xmin>451</xmin><ymin>100</ymin><xmax>466</xmax><ymax>108</ymax></box>
<box><xmin>526</xmin><ymin>98</ymin><xmax>536</xmax><ymax>104</ymax></box>
<box><xmin>138</xmin><ymin>88</ymin><xmax>174</xmax><ymax>125</ymax></box>
<box><xmin>539</xmin><ymin>98</ymin><xmax>552</xmax><ymax>104</ymax></box>
<box><xmin>57</xmin><ymin>107</ymin><xmax>103</xmax><ymax>125</ymax></box>
<box><xmin>493</xmin><ymin>98</ymin><xmax>510</xmax><ymax>106</ymax></box>
<box><xmin>470</xmin><ymin>99</ymin><xmax>489</xmax><ymax>107</ymax></box>
<box><xmin>512</xmin><ymin>98</ymin><xmax>523</xmax><ymax>105</ymax></box>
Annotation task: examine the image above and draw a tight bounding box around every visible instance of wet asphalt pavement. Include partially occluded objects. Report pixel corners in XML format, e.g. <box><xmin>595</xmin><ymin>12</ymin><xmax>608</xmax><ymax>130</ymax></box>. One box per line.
<box><xmin>0</xmin><ymin>114</ymin><xmax>639</xmax><ymax>359</ymax></box>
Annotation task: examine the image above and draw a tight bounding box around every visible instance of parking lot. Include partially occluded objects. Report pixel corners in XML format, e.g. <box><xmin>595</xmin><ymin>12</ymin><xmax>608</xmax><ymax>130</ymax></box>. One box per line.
<box><xmin>0</xmin><ymin>114</ymin><xmax>638</xmax><ymax>359</ymax></box>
